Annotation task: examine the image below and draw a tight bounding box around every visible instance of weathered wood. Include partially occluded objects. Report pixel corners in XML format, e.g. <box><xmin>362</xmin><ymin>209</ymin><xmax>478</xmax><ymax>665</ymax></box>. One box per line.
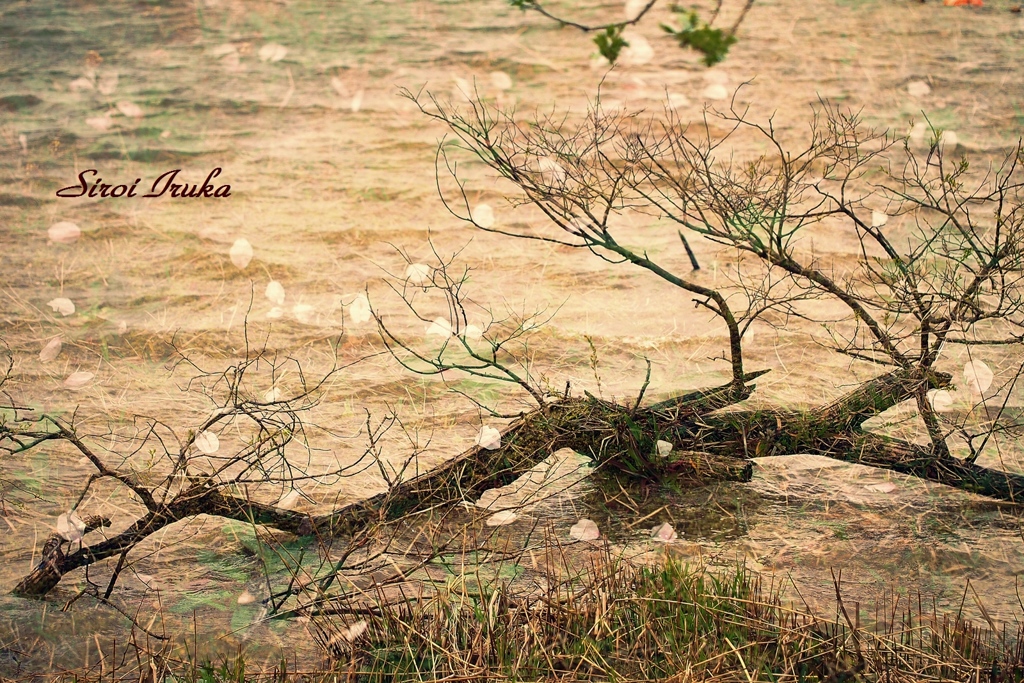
<box><xmin>816</xmin><ymin>432</ymin><xmax>1024</xmax><ymax>503</ymax></box>
<box><xmin>672</xmin><ymin>368</ymin><xmax>952</xmax><ymax>458</ymax></box>
<box><xmin>303</xmin><ymin>375</ymin><xmax>761</xmax><ymax>535</ymax></box>
<box><xmin>653</xmin><ymin>369</ymin><xmax>1024</xmax><ymax>502</ymax></box>
<box><xmin>12</xmin><ymin>515</ymin><xmax>111</xmax><ymax>597</ymax></box>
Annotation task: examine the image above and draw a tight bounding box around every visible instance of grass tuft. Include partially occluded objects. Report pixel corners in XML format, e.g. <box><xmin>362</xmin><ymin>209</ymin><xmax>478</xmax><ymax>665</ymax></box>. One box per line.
<box><xmin>306</xmin><ymin>552</ymin><xmax>1024</xmax><ymax>682</ymax></box>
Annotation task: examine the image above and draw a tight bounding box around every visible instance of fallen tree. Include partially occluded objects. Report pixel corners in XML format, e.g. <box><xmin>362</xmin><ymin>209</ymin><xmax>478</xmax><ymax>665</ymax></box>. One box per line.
<box><xmin>6</xmin><ymin>96</ymin><xmax>1024</xmax><ymax>603</ymax></box>
<box><xmin>9</xmin><ymin>356</ymin><xmax>1018</xmax><ymax>600</ymax></box>
<box><xmin>0</xmin><ymin>360</ymin><xmax>943</xmax><ymax>598</ymax></box>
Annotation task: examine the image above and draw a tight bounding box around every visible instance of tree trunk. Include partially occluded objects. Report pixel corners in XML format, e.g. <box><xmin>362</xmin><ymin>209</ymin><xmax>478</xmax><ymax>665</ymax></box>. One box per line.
<box><xmin>12</xmin><ymin>515</ymin><xmax>111</xmax><ymax>597</ymax></box>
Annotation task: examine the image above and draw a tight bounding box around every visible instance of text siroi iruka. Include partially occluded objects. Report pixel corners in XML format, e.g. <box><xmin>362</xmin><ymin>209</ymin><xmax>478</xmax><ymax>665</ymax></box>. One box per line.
<box><xmin>56</xmin><ymin>168</ymin><xmax>232</xmax><ymax>199</ymax></box>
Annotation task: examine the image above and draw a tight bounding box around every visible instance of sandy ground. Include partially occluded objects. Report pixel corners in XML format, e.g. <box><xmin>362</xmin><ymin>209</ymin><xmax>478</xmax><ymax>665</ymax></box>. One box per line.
<box><xmin>1</xmin><ymin>0</ymin><xmax>1024</xmax><ymax>672</ymax></box>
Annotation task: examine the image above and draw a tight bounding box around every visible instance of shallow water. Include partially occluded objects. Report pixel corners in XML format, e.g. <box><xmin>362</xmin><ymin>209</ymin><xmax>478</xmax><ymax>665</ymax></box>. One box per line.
<box><xmin>2</xmin><ymin>0</ymin><xmax>1024</xmax><ymax>674</ymax></box>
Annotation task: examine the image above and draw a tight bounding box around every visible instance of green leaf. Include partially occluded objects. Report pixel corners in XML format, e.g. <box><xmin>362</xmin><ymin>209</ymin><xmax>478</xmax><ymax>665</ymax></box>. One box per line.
<box><xmin>199</xmin><ymin>662</ymin><xmax>217</xmax><ymax>683</ymax></box>
<box><xmin>593</xmin><ymin>25</ymin><xmax>629</xmax><ymax>65</ymax></box>
<box><xmin>662</xmin><ymin>11</ymin><xmax>737</xmax><ymax>67</ymax></box>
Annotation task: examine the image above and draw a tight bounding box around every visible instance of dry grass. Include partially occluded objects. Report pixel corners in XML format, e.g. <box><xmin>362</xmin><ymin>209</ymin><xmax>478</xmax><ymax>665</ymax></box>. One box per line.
<box><xmin>15</xmin><ymin>550</ymin><xmax>1023</xmax><ymax>683</ymax></box>
<box><xmin>310</xmin><ymin>552</ymin><xmax>1024</xmax><ymax>682</ymax></box>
